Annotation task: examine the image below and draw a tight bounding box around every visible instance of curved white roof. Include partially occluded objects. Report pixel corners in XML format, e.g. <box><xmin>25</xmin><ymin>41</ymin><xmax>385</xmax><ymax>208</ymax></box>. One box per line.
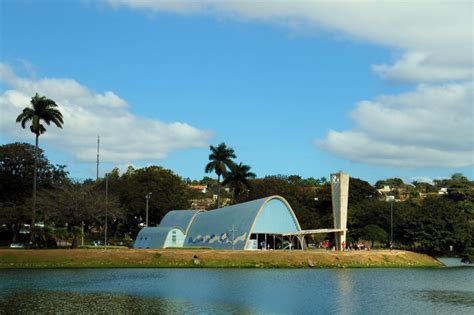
<box><xmin>185</xmin><ymin>195</ymin><xmax>301</xmax><ymax>249</ymax></box>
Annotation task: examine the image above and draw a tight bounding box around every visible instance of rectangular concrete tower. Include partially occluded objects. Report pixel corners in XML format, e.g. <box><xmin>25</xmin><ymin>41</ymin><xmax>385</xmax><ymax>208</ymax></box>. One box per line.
<box><xmin>331</xmin><ymin>172</ymin><xmax>349</xmax><ymax>250</ymax></box>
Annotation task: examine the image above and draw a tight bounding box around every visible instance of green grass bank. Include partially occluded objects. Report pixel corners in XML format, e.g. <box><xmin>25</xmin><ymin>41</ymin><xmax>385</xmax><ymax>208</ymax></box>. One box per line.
<box><xmin>0</xmin><ymin>248</ymin><xmax>443</xmax><ymax>269</ymax></box>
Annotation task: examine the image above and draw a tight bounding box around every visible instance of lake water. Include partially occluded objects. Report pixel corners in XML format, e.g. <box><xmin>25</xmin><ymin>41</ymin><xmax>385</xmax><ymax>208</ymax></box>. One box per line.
<box><xmin>0</xmin><ymin>263</ymin><xmax>473</xmax><ymax>314</ymax></box>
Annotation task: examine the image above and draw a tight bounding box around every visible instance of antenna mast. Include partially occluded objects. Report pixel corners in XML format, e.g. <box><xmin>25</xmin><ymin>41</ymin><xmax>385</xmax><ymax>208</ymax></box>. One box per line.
<box><xmin>96</xmin><ymin>135</ymin><xmax>100</xmax><ymax>180</ymax></box>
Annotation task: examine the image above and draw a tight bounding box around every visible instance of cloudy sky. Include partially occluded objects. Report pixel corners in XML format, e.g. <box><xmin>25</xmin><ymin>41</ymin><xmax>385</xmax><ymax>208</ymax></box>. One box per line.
<box><xmin>0</xmin><ymin>0</ymin><xmax>472</xmax><ymax>183</ymax></box>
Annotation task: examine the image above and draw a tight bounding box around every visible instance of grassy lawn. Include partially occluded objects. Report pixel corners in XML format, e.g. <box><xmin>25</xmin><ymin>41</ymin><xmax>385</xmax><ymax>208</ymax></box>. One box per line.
<box><xmin>0</xmin><ymin>248</ymin><xmax>443</xmax><ymax>269</ymax></box>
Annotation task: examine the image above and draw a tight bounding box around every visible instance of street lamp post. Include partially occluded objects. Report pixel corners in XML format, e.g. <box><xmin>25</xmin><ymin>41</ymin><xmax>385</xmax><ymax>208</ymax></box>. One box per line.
<box><xmin>145</xmin><ymin>192</ymin><xmax>152</xmax><ymax>227</ymax></box>
<box><xmin>105</xmin><ymin>173</ymin><xmax>108</xmax><ymax>247</ymax></box>
<box><xmin>81</xmin><ymin>221</ymin><xmax>84</xmax><ymax>247</ymax></box>
<box><xmin>390</xmin><ymin>198</ymin><xmax>393</xmax><ymax>248</ymax></box>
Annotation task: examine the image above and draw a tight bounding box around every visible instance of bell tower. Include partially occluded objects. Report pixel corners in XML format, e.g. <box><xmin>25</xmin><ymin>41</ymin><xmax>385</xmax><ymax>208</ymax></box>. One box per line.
<box><xmin>331</xmin><ymin>172</ymin><xmax>349</xmax><ymax>250</ymax></box>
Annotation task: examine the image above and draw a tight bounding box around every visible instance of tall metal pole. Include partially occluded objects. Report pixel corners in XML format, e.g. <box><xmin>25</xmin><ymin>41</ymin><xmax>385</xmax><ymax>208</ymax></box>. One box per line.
<box><xmin>390</xmin><ymin>199</ymin><xmax>393</xmax><ymax>248</ymax></box>
<box><xmin>145</xmin><ymin>192</ymin><xmax>151</xmax><ymax>227</ymax></box>
<box><xmin>81</xmin><ymin>221</ymin><xmax>84</xmax><ymax>247</ymax></box>
<box><xmin>146</xmin><ymin>195</ymin><xmax>149</xmax><ymax>227</ymax></box>
<box><xmin>96</xmin><ymin>136</ymin><xmax>100</xmax><ymax>181</ymax></box>
<box><xmin>105</xmin><ymin>173</ymin><xmax>108</xmax><ymax>247</ymax></box>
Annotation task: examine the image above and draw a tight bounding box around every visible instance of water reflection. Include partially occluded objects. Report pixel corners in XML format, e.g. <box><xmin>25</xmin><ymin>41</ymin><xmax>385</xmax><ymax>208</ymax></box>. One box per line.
<box><xmin>0</xmin><ymin>290</ymin><xmax>255</xmax><ymax>314</ymax></box>
<box><xmin>413</xmin><ymin>290</ymin><xmax>474</xmax><ymax>307</ymax></box>
<box><xmin>436</xmin><ymin>257</ymin><xmax>473</xmax><ymax>268</ymax></box>
<box><xmin>334</xmin><ymin>271</ymin><xmax>353</xmax><ymax>315</ymax></box>
<box><xmin>0</xmin><ymin>268</ymin><xmax>473</xmax><ymax>314</ymax></box>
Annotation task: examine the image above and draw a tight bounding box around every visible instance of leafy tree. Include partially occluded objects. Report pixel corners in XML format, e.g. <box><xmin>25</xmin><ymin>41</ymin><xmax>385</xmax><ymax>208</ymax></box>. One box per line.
<box><xmin>0</xmin><ymin>142</ymin><xmax>68</xmax><ymax>242</ymax></box>
<box><xmin>288</xmin><ymin>175</ymin><xmax>302</xmax><ymax>185</ymax></box>
<box><xmin>30</xmin><ymin>225</ymin><xmax>56</xmax><ymax>248</ymax></box>
<box><xmin>446</xmin><ymin>174</ymin><xmax>474</xmax><ymax>202</ymax></box>
<box><xmin>359</xmin><ymin>224</ymin><xmax>388</xmax><ymax>247</ymax></box>
<box><xmin>0</xmin><ymin>143</ymin><xmax>67</xmax><ymax>202</ymax></box>
<box><xmin>204</xmin><ymin>143</ymin><xmax>236</xmax><ymax>208</ymax></box>
<box><xmin>107</xmin><ymin>166</ymin><xmax>190</xmax><ymax>237</ymax></box>
<box><xmin>222</xmin><ymin>162</ymin><xmax>256</xmax><ymax>201</ymax></box>
<box><xmin>431</xmin><ymin>173</ymin><xmax>474</xmax><ymax>203</ymax></box>
<box><xmin>349</xmin><ymin>199</ymin><xmax>390</xmax><ymax>238</ymax></box>
<box><xmin>0</xmin><ymin>202</ymin><xmax>30</xmax><ymax>243</ymax></box>
<box><xmin>451</xmin><ymin>173</ymin><xmax>469</xmax><ymax>182</ymax></box>
<box><xmin>412</xmin><ymin>181</ymin><xmax>437</xmax><ymax>193</ymax></box>
<box><xmin>53</xmin><ymin>227</ymin><xmax>70</xmax><ymax>246</ymax></box>
<box><xmin>69</xmin><ymin>226</ymin><xmax>82</xmax><ymax>248</ymax></box>
<box><xmin>121</xmin><ymin>165</ymin><xmax>136</xmax><ymax>179</ymax></box>
<box><xmin>36</xmin><ymin>181</ymin><xmax>124</xmax><ymax>230</ymax></box>
<box><xmin>15</xmin><ymin>94</ymin><xmax>63</xmax><ymax>231</ymax></box>
<box><xmin>349</xmin><ymin>177</ymin><xmax>378</xmax><ymax>203</ymax></box>
<box><xmin>392</xmin><ymin>201</ymin><xmax>422</xmax><ymax>248</ymax></box>
<box><xmin>415</xmin><ymin>196</ymin><xmax>471</xmax><ymax>254</ymax></box>
<box><xmin>301</xmin><ymin>177</ymin><xmax>323</xmax><ymax>187</ymax></box>
<box><xmin>199</xmin><ymin>176</ymin><xmax>217</xmax><ymax>187</ymax></box>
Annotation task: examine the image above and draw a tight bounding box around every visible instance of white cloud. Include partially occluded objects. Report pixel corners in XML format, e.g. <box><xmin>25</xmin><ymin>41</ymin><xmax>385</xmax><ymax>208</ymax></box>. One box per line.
<box><xmin>10</xmin><ymin>1</ymin><xmax>468</xmax><ymax>169</ymax></box>
<box><xmin>106</xmin><ymin>0</ymin><xmax>474</xmax><ymax>168</ymax></box>
<box><xmin>316</xmin><ymin>82</ymin><xmax>474</xmax><ymax>167</ymax></box>
<box><xmin>106</xmin><ymin>0</ymin><xmax>473</xmax><ymax>83</ymax></box>
<box><xmin>372</xmin><ymin>51</ymin><xmax>473</xmax><ymax>83</ymax></box>
<box><xmin>0</xmin><ymin>63</ymin><xmax>212</xmax><ymax>163</ymax></box>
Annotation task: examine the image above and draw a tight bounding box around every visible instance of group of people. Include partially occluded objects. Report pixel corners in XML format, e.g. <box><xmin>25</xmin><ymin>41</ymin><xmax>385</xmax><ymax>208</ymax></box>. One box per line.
<box><xmin>259</xmin><ymin>240</ymin><xmax>296</xmax><ymax>250</ymax></box>
<box><xmin>348</xmin><ymin>242</ymin><xmax>371</xmax><ymax>251</ymax></box>
<box><xmin>258</xmin><ymin>239</ymin><xmax>372</xmax><ymax>251</ymax></box>
<box><xmin>316</xmin><ymin>240</ymin><xmax>371</xmax><ymax>251</ymax></box>
<box><xmin>260</xmin><ymin>241</ymin><xmax>272</xmax><ymax>250</ymax></box>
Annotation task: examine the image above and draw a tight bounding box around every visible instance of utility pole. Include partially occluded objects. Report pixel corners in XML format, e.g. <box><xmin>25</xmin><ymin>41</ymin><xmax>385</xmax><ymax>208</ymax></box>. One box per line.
<box><xmin>145</xmin><ymin>192</ymin><xmax>152</xmax><ymax>227</ymax></box>
<box><xmin>390</xmin><ymin>198</ymin><xmax>393</xmax><ymax>248</ymax></box>
<box><xmin>105</xmin><ymin>173</ymin><xmax>108</xmax><ymax>247</ymax></box>
<box><xmin>81</xmin><ymin>221</ymin><xmax>84</xmax><ymax>247</ymax></box>
<box><xmin>96</xmin><ymin>135</ymin><xmax>100</xmax><ymax>181</ymax></box>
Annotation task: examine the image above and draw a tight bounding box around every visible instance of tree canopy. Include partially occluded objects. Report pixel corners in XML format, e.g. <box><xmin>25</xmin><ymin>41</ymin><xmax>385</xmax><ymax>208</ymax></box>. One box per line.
<box><xmin>222</xmin><ymin>162</ymin><xmax>256</xmax><ymax>200</ymax></box>
<box><xmin>0</xmin><ymin>141</ymin><xmax>472</xmax><ymax>256</ymax></box>
<box><xmin>16</xmin><ymin>93</ymin><xmax>63</xmax><ymax>136</ymax></box>
<box><xmin>205</xmin><ymin>142</ymin><xmax>236</xmax><ymax>207</ymax></box>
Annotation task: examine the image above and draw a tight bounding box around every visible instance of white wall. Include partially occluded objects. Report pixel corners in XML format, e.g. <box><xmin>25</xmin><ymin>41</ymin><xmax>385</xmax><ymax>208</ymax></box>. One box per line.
<box><xmin>164</xmin><ymin>228</ymin><xmax>185</xmax><ymax>248</ymax></box>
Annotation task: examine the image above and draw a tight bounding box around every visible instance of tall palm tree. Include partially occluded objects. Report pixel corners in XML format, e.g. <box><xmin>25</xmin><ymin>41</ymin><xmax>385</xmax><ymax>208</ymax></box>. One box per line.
<box><xmin>205</xmin><ymin>143</ymin><xmax>236</xmax><ymax>208</ymax></box>
<box><xmin>16</xmin><ymin>93</ymin><xmax>63</xmax><ymax>233</ymax></box>
<box><xmin>222</xmin><ymin>162</ymin><xmax>256</xmax><ymax>201</ymax></box>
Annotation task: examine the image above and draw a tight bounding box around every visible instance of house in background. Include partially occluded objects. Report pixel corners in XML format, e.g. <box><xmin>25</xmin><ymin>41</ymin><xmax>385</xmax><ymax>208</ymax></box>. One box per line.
<box><xmin>189</xmin><ymin>184</ymin><xmax>207</xmax><ymax>194</ymax></box>
<box><xmin>438</xmin><ymin>187</ymin><xmax>448</xmax><ymax>195</ymax></box>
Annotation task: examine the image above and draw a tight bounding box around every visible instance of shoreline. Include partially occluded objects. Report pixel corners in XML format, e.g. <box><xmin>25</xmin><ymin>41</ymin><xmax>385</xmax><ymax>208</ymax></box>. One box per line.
<box><xmin>0</xmin><ymin>249</ymin><xmax>443</xmax><ymax>269</ymax></box>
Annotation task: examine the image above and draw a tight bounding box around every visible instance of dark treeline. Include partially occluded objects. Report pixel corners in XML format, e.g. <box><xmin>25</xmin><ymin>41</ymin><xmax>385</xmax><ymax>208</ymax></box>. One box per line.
<box><xmin>1</xmin><ymin>142</ymin><xmax>473</xmax><ymax>259</ymax></box>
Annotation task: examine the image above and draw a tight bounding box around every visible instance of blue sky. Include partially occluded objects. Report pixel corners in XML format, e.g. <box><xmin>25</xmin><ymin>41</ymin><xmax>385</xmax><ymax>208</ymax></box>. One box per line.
<box><xmin>0</xmin><ymin>0</ymin><xmax>472</xmax><ymax>184</ymax></box>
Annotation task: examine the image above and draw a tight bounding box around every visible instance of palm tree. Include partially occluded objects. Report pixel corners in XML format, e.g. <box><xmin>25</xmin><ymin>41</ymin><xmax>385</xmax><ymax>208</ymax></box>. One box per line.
<box><xmin>222</xmin><ymin>162</ymin><xmax>256</xmax><ymax>201</ymax></box>
<box><xmin>205</xmin><ymin>143</ymin><xmax>236</xmax><ymax>208</ymax></box>
<box><xmin>16</xmin><ymin>93</ymin><xmax>63</xmax><ymax>233</ymax></box>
